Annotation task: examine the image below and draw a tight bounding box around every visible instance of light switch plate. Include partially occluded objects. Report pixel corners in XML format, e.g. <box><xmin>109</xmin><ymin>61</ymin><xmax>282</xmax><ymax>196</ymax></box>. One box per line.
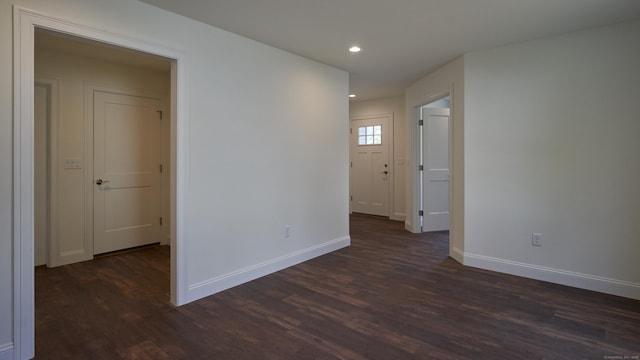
<box><xmin>64</xmin><ymin>158</ymin><xmax>82</xmax><ymax>169</ymax></box>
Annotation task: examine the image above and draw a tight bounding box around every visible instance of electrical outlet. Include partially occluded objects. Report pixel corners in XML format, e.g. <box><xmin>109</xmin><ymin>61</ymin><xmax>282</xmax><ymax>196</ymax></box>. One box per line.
<box><xmin>285</xmin><ymin>225</ymin><xmax>291</xmax><ymax>238</ymax></box>
<box><xmin>532</xmin><ymin>233</ymin><xmax>543</xmax><ymax>247</ymax></box>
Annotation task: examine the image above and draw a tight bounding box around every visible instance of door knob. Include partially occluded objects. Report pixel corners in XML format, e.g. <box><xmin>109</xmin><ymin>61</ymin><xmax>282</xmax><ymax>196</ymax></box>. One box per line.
<box><xmin>96</xmin><ymin>178</ymin><xmax>111</xmax><ymax>185</ymax></box>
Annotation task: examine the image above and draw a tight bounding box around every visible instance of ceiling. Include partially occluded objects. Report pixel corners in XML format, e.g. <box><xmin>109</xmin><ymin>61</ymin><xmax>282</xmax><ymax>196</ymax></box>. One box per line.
<box><xmin>137</xmin><ymin>0</ymin><xmax>640</xmax><ymax>101</ymax></box>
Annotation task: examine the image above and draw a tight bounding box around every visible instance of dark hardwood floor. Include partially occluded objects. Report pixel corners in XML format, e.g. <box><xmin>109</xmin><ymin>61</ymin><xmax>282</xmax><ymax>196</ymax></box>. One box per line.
<box><xmin>36</xmin><ymin>214</ymin><xmax>640</xmax><ymax>359</ymax></box>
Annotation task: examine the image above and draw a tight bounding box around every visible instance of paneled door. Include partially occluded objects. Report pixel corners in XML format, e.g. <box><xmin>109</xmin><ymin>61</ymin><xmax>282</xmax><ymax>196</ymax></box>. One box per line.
<box><xmin>93</xmin><ymin>91</ymin><xmax>162</xmax><ymax>254</ymax></box>
<box><xmin>421</xmin><ymin>107</ymin><xmax>450</xmax><ymax>232</ymax></box>
<box><xmin>350</xmin><ymin>115</ymin><xmax>390</xmax><ymax>216</ymax></box>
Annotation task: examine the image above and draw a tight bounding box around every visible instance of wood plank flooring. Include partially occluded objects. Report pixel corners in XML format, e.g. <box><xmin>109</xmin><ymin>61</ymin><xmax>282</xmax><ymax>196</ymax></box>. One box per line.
<box><xmin>35</xmin><ymin>214</ymin><xmax>640</xmax><ymax>359</ymax></box>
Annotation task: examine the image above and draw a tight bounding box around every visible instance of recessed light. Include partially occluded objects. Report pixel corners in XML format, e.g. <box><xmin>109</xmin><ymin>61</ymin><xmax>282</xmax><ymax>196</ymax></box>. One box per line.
<box><xmin>349</xmin><ymin>46</ymin><xmax>361</xmax><ymax>53</ymax></box>
<box><xmin>349</xmin><ymin>94</ymin><xmax>357</xmax><ymax>98</ymax></box>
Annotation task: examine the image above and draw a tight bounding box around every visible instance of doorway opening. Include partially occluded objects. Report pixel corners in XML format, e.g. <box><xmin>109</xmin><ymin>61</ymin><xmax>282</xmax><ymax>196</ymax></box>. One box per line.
<box><xmin>14</xmin><ymin>7</ymin><xmax>189</xmax><ymax>358</ymax></box>
<box><xmin>34</xmin><ymin>28</ymin><xmax>172</xmax><ymax>265</ymax></box>
<box><xmin>32</xmin><ymin>28</ymin><xmax>174</xmax><ymax>356</ymax></box>
<box><xmin>419</xmin><ymin>96</ymin><xmax>451</xmax><ymax>233</ymax></box>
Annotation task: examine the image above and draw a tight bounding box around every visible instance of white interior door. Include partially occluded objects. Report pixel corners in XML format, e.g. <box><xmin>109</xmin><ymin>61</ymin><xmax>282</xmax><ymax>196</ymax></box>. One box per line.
<box><xmin>350</xmin><ymin>116</ymin><xmax>390</xmax><ymax>216</ymax></box>
<box><xmin>421</xmin><ymin>107</ymin><xmax>450</xmax><ymax>231</ymax></box>
<box><xmin>94</xmin><ymin>91</ymin><xmax>162</xmax><ymax>254</ymax></box>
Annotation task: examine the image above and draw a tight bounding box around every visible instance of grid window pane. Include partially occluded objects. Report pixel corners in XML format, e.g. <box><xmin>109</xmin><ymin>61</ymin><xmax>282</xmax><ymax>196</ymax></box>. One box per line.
<box><xmin>357</xmin><ymin>125</ymin><xmax>383</xmax><ymax>146</ymax></box>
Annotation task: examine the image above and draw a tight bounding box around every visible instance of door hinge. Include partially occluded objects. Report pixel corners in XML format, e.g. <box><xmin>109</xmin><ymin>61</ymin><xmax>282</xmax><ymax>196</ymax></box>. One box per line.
<box><xmin>159</xmin><ymin>217</ymin><xmax>163</xmax><ymax>225</ymax></box>
<box><xmin>418</xmin><ymin>120</ymin><xmax>424</xmax><ymax>126</ymax></box>
<box><xmin>350</xmin><ymin>161</ymin><xmax>353</xmax><ymax>168</ymax></box>
<box><xmin>350</xmin><ymin>195</ymin><xmax>353</xmax><ymax>201</ymax></box>
<box><xmin>419</xmin><ymin>210</ymin><xmax>424</xmax><ymax>216</ymax></box>
<box><xmin>419</xmin><ymin>165</ymin><xmax>424</xmax><ymax>171</ymax></box>
<box><xmin>159</xmin><ymin>164</ymin><xmax>163</xmax><ymax>173</ymax></box>
<box><xmin>350</xmin><ymin>128</ymin><xmax>353</xmax><ymax>134</ymax></box>
<box><xmin>157</xmin><ymin>110</ymin><xmax>163</xmax><ymax>120</ymax></box>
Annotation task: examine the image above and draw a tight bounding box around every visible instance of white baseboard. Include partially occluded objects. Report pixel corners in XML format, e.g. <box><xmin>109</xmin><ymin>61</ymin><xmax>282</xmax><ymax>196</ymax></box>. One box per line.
<box><xmin>187</xmin><ymin>236</ymin><xmax>351</xmax><ymax>303</ymax></box>
<box><xmin>390</xmin><ymin>212</ymin><xmax>405</xmax><ymax>221</ymax></box>
<box><xmin>404</xmin><ymin>221</ymin><xmax>415</xmax><ymax>233</ymax></box>
<box><xmin>464</xmin><ymin>252</ymin><xmax>640</xmax><ymax>300</ymax></box>
<box><xmin>0</xmin><ymin>343</ymin><xmax>13</xmax><ymax>360</ymax></box>
<box><xmin>450</xmin><ymin>246</ymin><xmax>464</xmax><ymax>264</ymax></box>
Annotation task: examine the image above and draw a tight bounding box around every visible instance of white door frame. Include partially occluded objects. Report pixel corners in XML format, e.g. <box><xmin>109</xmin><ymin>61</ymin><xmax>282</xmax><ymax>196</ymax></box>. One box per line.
<box><xmin>13</xmin><ymin>7</ymin><xmax>190</xmax><ymax>359</ymax></box>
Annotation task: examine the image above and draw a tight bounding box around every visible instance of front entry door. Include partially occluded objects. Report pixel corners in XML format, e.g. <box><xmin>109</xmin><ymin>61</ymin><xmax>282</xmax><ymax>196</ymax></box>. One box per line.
<box><xmin>93</xmin><ymin>91</ymin><xmax>162</xmax><ymax>254</ymax></box>
<box><xmin>350</xmin><ymin>115</ymin><xmax>390</xmax><ymax>216</ymax></box>
<box><xmin>421</xmin><ymin>107</ymin><xmax>450</xmax><ymax>232</ymax></box>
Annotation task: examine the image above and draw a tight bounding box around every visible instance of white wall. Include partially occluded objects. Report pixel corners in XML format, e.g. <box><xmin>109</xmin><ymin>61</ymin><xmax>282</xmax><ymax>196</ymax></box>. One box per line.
<box><xmin>34</xmin><ymin>45</ymin><xmax>171</xmax><ymax>266</ymax></box>
<box><xmin>349</xmin><ymin>96</ymin><xmax>406</xmax><ymax>220</ymax></box>
<box><xmin>405</xmin><ymin>57</ymin><xmax>465</xmax><ymax>261</ymax></box>
<box><xmin>1</xmin><ymin>0</ymin><xmax>349</xmax><ymax>357</ymax></box>
<box><xmin>463</xmin><ymin>20</ymin><xmax>640</xmax><ymax>299</ymax></box>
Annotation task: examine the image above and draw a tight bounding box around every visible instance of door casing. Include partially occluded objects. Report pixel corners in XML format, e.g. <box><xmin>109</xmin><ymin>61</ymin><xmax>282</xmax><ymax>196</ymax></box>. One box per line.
<box><xmin>13</xmin><ymin>7</ymin><xmax>190</xmax><ymax>359</ymax></box>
